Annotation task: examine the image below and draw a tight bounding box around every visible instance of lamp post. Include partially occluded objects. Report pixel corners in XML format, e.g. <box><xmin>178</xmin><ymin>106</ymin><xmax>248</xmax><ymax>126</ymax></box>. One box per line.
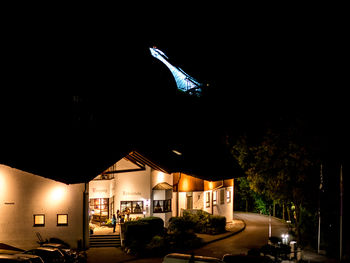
<box><xmin>268</xmin><ymin>206</ymin><xmax>272</xmax><ymax>238</ymax></box>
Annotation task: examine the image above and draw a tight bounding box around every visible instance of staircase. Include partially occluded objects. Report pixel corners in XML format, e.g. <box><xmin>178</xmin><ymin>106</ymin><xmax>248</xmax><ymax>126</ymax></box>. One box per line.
<box><xmin>89</xmin><ymin>234</ymin><xmax>121</xmax><ymax>247</ymax></box>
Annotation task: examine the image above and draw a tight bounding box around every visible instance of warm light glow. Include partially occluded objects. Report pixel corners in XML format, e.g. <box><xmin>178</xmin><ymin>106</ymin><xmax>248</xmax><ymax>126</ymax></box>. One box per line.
<box><xmin>156</xmin><ymin>171</ymin><xmax>165</xmax><ymax>184</ymax></box>
<box><xmin>182</xmin><ymin>178</ymin><xmax>189</xmax><ymax>191</ymax></box>
<box><xmin>0</xmin><ymin>172</ymin><xmax>6</xmax><ymax>198</ymax></box>
<box><xmin>172</xmin><ymin>149</ymin><xmax>182</xmax><ymax>156</ymax></box>
<box><xmin>208</xmin><ymin>181</ymin><xmax>213</xmax><ymax>190</ymax></box>
<box><xmin>50</xmin><ymin>186</ymin><xmax>66</xmax><ymax>202</ymax></box>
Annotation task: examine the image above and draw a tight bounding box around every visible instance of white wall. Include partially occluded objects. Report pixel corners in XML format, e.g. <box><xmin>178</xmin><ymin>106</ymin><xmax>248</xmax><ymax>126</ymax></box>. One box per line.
<box><xmin>203</xmin><ymin>187</ymin><xmax>233</xmax><ymax>221</ymax></box>
<box><xmin>0</xmin><ymin>165</ymin><xmax>85</xmax><ymax>250</ymax></box>
<box><xmin>193</xmin><ymin>191</ymin><xmax>204</xmax><ymax>210</ymax></box>
<box><xmin>89</xmin><ymin>179</ymin><xmax>112</xmax><ymax>199</ymax></box>
<box><xmin>114</xmin><ymin>165</ymin><xmax>152</xmax><ymax>219</ymax></box>
<box><xmin>151</xmin><ymin>169</ymin><xmax>173</xmax><ymax>189</ymax></box>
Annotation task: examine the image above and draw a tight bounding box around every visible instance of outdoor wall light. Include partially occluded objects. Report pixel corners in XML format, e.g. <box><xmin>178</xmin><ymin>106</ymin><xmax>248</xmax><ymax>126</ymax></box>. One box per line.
<box><xmin>50</xmin><ymin>186</ymin><xmax>66</xmax><ymax>202</ymax></box>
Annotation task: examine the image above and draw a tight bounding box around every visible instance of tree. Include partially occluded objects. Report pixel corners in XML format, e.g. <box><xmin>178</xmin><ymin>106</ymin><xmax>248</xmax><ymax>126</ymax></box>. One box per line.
<box><xmin>231</xmin><ymin>128</ymin><xmax>317</xmax><ymax>242</ymax></box>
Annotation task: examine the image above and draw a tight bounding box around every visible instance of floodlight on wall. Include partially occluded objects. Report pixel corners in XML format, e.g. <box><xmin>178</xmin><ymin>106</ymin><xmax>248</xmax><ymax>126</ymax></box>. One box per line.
<box><xmin>50</xmin><ymin>186</ymin><xmax>66</xmax><ymax>202</ymax></box>
<box><xmin>0</xmin><ymin>171</ymin><xmax>6</xmax><ymax>198</ymax></box>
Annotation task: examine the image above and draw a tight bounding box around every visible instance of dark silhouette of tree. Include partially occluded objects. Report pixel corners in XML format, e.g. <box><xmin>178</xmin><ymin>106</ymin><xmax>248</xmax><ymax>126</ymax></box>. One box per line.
<box><xmin>231</xmin><ymin>126</ymin><xmax>318</xmax><ymax>243</ymax></box>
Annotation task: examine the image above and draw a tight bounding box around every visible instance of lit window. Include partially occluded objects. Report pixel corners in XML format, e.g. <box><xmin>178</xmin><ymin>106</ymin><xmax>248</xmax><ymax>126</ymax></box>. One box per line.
<box><xmin>153</xmin><ymin>200</ymin><xmax>172</xmax><ymax>213</ymax></box>
<box><xmin>227</xmin><ymin>189</ymin><xmax>231</xmax><ymax>203</ymax></box>
<box><xmin>34</xmin><ymin>214</ymin><xmax>45</xmax><ymax>227</ymax></box>
<box><xmin>206</xmin><ymin>192</ymin><xmax>210</xmax><ymax>208</ymax></box>
<box><xmin>57</xmin><ymin>214</ymin><xmax>68</xmax><ymax>226</ymax></box>
<box><xmin>213</xmin><ymin>191</ymin><xmax>217</xmax><ymax>205</ymax></box>
<box><xmin>121</xmin><ymin>201</ymin><xmax>144</xmax><ymax>214</ymax></box>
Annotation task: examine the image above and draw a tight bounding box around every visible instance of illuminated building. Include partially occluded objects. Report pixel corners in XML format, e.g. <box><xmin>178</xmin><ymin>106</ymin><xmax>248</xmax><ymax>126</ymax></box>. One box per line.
<box><xmin>150</xmin><ymin>47</ymin><xmax>202</xmax><ymax>96</ymax></box>
<box><xmin>89</xmin><ymin>151</ymin><xmax>235</xmax><ymax>227</ymax></box>
<box><xmin>0</xmin><ymin>151</ymin><xmax>235</xmax><ymax>250</ymax></box>
<box><xmin>0</xmin><ymin>164</ymin><xmax>88</xmax><ymax>250</ymax></box>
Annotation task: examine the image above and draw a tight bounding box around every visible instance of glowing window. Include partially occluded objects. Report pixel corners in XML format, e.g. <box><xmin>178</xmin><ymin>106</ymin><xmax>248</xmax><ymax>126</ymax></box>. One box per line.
<box><xmin>227</xmin><ymin>190</ymin><xmax>231</xmax><ymax>203</ymax></box>
<box><xmin>34</xmin><ymin>214</ymin><xmax>45</xmax><ymax>227</ymax></box>
<box><xmin>213</xmin><ymin>191</ymin><xmax>217</xmax><ymax>205</ymax></box>
<box><xmin>57</xmin><ymin>214</ymin><xmax>68</xmax><ymax>226</ymax></box>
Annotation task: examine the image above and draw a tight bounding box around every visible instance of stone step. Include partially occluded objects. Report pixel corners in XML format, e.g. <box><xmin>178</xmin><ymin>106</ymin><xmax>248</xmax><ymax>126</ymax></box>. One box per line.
<box><xmin>89</xmin><ymin>234</ymin><xmax>121</xmax><ymax>247</ymax></box>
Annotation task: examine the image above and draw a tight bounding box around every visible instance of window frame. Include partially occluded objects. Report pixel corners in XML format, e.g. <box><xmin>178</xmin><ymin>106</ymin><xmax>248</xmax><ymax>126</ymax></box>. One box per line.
<box><xmin>226</xmin><ymin>189</ymin><xmax>231</xmax><ymax>203</ymax></box>
<box><xmin>220</xmin><ymin>189</ymin><xmax>225</xmax><ymax>205</ymax></box>
<box><xmin>153</xmin><ymin>199</ymin><xmax>172</xmax><ymax>213</ymax></box>
<box><xmin>206</xmin><ymin>192</ymin><xmax>210</xmax><ymax>208</ymax></box>
<box><xmin>57</xmin><ymin>214</ymin><xmax>68</xmax><ymax>226</ymax></box>
<box><xmin>33</xmin><ymin>214</ymin><xmax>45</xmax><ymax>227</ymax></box>
<box><xmin>213</xmin><ymin>190</ymin><xmax>217</xmax><ymax>205</ymax></box>
<box><xmin>120</xmin><ymin>201</ymin><xmax>144</xmax><ymax>214</ymax></box>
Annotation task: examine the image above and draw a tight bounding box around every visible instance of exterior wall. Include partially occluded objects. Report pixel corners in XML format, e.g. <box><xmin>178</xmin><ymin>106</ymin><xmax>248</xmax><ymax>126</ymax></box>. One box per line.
<box><xmin>192</xmin><ymin>191</ymin><xmax>204</xmax><ymax>210</ymax></box>
<box><xmin>203</xmin><ymin>187</ymin><xmax>234</xmax><ymax>221</ymax></box>
<box><xmin>89</xmin><ymin>179</ymin><xmax>113</xmax><ymax>199</ymax></box>
<box><xmin>114</xmin><ymin>166</ymin><xmax>152</xmax><ymax>219</ymax></box>
<box><xmin>0</xmin><ymin>165</ymin><xmax>85</xmax><ymax>250</ymax></box>
<box><xmin>151</xmin><ymin>170</ymin><xmax>173</xmax><ymax>189</ymax></box>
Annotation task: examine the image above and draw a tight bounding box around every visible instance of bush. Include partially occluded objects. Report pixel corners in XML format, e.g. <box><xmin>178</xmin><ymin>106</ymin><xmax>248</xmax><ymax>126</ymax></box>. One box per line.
<box><xmin>208</xmin><ymin>215</ymin><xmax>226</xmax><ymax>234</ymax></box>
<box><xmin>145</xmin><ymin>235</ymin><xmax>166</xmax><ymax>256</ymax></box>
<box><xmin>182</xmin><ymin>210</ymin><xmax>226</xmax><ymax>234</ymax></box>
<box><xmin>124</xmin><ymin>217</ymin><xmax>164</xmax><ymax>255</ymax></box>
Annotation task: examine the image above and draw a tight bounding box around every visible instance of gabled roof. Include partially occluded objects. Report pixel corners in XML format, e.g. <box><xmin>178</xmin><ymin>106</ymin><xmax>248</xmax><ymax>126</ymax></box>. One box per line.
<box><xmin>125</xmin><ymin>151</ymin><xmax>169</xmax><ymax>174</ymax></box>
<box><xmin>153</xmin><ymin>182</ymin><xmax>173</xmax><ymax>190</ymax></box>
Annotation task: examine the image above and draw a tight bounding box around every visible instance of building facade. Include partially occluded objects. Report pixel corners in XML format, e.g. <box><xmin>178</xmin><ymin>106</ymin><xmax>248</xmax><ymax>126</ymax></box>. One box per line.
<box><xmin>89</xmin><ymin>152</ymin><xmax>234</xmax><ymax>227</ymax></box>
<box><xmin>0</xmin><ymin>151</ymin><xmax>235</xmax><ymax>251</ymax></box>
<box><xmin>0</xmin><ymin>164</ymin><xmax>89</xmax><ymax>250</ymax></box>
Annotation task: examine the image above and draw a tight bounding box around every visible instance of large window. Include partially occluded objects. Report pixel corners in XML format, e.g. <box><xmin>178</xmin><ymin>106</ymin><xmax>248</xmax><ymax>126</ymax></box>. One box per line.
<box><xmin>153</xmin><ymin>200</ymin><xmax>171</xmax><ymax>213</ymax></box>
<box><xmin>120</xmin><ymin>201</ymin><xmax>144</xmax><ymax>214</ymax></box>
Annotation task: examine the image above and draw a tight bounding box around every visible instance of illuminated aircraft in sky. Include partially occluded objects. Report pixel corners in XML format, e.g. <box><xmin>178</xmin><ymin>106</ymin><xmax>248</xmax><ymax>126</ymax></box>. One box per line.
<box><xmin>150</xmin><ymin>47</ymin><xmax>202</xmax><ymax>96</ymax></box>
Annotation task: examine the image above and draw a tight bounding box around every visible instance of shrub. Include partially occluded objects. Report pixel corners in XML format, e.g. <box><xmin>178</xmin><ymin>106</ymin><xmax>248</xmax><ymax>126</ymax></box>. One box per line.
<box><xmin>182</xmin><ymin>210</ymin><xmax>226</xmax><ymax>234</ymax></box>
<box><xmin>123</xmin><ymin>217</ymin><xmax>164</xmax><ymax>255</ymax></box>
<box><xmin>208</xmin><ymin>215</ymin><xmax>226</xmax><ymax>234</ymax></box>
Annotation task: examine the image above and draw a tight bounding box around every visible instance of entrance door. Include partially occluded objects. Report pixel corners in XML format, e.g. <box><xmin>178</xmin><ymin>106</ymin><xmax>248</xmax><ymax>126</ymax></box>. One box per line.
<box><xmin>186</xmin><ymin>192</ymin><xmax>193</xmax><ymax>210</ymax></box>
<box><xmin>90</xmin><ymin>198</ymin><xmax>109</xmax><ymax>225</ymax></box>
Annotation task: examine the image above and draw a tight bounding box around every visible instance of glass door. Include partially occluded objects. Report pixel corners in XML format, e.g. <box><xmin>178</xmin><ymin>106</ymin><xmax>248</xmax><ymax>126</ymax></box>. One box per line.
<box><xmin>90</xmin><ymin>198</ymin><xmax>109</xmax><ymax>225</ymax></box>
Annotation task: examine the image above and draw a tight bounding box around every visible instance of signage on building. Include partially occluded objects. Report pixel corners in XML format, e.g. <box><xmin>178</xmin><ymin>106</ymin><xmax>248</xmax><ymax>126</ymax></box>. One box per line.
<box><xmin>122</xmin><ymin>191</ymin><xmax>141</xmax><ymax>196</ymax></box>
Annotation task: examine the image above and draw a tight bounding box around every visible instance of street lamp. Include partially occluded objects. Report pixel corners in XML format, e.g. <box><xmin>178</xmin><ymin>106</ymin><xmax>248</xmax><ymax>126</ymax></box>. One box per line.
<box><xmin>281</xmin><ymin>233</ymin><xmax>289</xmax><ymax>245</ymax></box>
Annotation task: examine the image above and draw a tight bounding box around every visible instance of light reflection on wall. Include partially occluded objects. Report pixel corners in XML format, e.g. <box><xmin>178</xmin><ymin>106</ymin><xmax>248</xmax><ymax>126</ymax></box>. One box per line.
<box><xmin>181</xmin><ymin>177</ymin><xmax>189</xmax><ymax>192</ymax></box>
<box><xmin>0</xmin><ymin>170</ymin><xmax>6</xmax><ymax>198</ymax></box>
<box><xmin>49</xmin><ymin>186</ymin><xmax>67</xmax><ymax>203</ymax></box>
<box><xmin>208</xmin><ymin>181</ymin><xmax>213</xmax><ymax>190</ymax></box>
<box><xmin>155</xmin><ymin>171</ymin><xmax>165</xmax><ymax>185</ymax></box>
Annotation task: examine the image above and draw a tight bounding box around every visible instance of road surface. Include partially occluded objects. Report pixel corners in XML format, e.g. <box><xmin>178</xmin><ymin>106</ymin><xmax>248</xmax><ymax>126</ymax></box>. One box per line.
<box><xmin>191</xmin><ymin>212</ymin><xmax>289</xmax><ymax>259</ymax></box>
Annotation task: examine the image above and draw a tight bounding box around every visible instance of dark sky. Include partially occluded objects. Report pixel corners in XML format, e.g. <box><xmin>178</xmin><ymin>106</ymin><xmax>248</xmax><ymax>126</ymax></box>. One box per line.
<box><xmin>1</xmin><ymin>15</ymin><xmax>348</xmax><ymax>183</ymax></box>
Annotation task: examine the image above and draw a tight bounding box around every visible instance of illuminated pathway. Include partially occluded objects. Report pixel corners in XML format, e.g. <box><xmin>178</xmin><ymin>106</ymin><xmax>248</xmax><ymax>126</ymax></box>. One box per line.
<box><xmin>192</xmin><ymin>212</ymin><xmax>289</xmax><ymax>259</ymax></box>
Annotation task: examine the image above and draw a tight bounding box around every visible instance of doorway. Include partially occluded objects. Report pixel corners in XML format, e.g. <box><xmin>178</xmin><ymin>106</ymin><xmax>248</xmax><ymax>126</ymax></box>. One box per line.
<box><xmin>90</xmin><ymin>198</ymin><xmax>109</xmax><ymax>225</ymax></box>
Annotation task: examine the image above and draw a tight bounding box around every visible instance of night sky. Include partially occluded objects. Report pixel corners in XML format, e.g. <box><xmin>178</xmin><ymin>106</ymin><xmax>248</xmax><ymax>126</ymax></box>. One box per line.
<box><xmin>1</xmin><ymin>15</ymin><xmax>348</xmax><ymax>184</ymax></box>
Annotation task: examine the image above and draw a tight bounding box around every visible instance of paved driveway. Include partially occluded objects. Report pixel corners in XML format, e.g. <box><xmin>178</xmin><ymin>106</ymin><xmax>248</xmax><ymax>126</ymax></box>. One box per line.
<box><xmin>191</xmin><ymin>212</ymin><xmax>289</xmax><ymax>259</ymax></box>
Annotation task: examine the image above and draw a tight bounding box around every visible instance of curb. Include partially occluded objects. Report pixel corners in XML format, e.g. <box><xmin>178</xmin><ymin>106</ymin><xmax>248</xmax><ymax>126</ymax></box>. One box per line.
<box><xmin>200</xmin><ymin>219</ymin><xmax>246</xmax><ymax>246</ymax></box>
